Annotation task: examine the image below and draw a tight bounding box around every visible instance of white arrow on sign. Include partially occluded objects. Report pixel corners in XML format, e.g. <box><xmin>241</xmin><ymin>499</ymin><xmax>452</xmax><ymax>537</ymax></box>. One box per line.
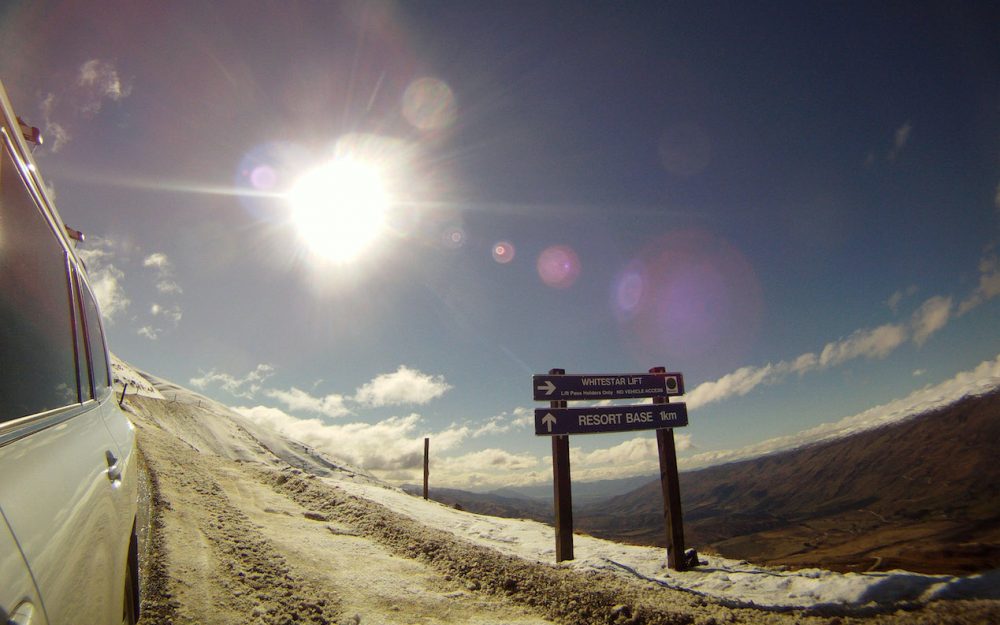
<box><xmin>536</xmin><ymin>380</ymin><xmax>556</xmax><ymax>396</ymax></box>
<box><xmin>542</xmin><ymin>413</ymin><xmax>557</xmax><ymax>433</ymax></box>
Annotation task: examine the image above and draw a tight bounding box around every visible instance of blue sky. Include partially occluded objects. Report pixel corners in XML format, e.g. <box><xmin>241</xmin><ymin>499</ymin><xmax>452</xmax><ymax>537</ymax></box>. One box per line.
<box><xmin>3</xmin><ymin>1</ymin><xmax>998</xmax><ymax>489</ymax></box>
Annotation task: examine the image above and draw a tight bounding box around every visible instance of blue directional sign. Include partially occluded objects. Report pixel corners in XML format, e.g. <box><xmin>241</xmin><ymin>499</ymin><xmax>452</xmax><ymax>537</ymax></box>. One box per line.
<box><xmin>533</xmin><ymin>373</ymin><xmax>684</xmax><ymax>401</ymax></box>
<box><xmin>534</xmin><ymin>403</ymin><xmax>688</xmax><ymax>436</ymax></box>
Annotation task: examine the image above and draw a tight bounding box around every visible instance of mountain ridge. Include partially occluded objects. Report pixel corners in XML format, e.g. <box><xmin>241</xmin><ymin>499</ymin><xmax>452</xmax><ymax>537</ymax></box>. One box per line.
<box><xmin>425</xmin><ymin>390</ymin><xmax>1000</xmax><ymax>575</ymax></box>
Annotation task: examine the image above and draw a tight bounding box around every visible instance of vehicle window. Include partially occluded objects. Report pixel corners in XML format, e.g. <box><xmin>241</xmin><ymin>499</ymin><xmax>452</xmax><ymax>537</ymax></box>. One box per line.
<box><xmin>72</xmin><ymin>269</ymin><xmax>94</xmax><ymax>401</ymax></box>
<box><xmin>0</xmin><ymin>133</ymin><xmax>79</xmax><ymax>422</ymax></box>
<box><xmin>81</xmin><ymin>277</ymin><xmax>111</xmax><ymax>397</ymax></box>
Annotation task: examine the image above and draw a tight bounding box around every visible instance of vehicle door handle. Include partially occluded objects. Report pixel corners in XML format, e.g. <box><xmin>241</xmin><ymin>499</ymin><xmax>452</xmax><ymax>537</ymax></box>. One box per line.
<box><xmin>8</xmin><ymin>600</ymin><xmax>36</xmax><ymax>625</ymax></box>
<box><xmin>106</xmin><ymin>450</ymin><xmax>122</xmax><ymax>482</ymax></box>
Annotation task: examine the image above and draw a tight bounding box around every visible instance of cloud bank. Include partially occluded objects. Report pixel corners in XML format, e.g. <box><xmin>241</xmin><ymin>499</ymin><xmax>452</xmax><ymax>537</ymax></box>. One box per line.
<box><xmin>688</xmin><ymin>252</ymin><xmax>999</xmax><ymax>411</ymax></box>
<box><xmin>192</xmin><ymin>364</ymin><xmax>455</xmax><ymax>419</ymax></box>
<box><xmin>680</xmin><ymin>353</ymin><xmax>1000</xmax><ymax>471</ymax></box>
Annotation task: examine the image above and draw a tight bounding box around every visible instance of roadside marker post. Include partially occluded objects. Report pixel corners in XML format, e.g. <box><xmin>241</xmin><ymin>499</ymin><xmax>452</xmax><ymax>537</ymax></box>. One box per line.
<box><xmin>533</xmin><ymin>366</ymin><xmax>690</xmax><ymax>570</ymax></box>
<box><xmin>423</xmin><ymin>437</ymin><xmax>430</xmax><ymax>501</ymax></box>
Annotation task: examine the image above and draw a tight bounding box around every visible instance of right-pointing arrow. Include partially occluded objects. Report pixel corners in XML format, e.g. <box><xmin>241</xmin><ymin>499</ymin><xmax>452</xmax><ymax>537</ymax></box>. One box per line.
<box><xmin>542</xmin><ymin>413</ymin><xmax>557</xmax><ymax>433</ymax></box>
<box><xmin>537</xmin><ymin>380</ymin><xmax>556</xmax><ymax>396</ymax></box>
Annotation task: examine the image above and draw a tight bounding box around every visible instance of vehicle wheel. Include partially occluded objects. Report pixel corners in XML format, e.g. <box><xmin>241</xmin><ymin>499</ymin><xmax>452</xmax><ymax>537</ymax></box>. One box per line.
<box><xmin>122</xmin><ymin>535</ymin><xmax>140</xmax><ymax>625</ymax></box>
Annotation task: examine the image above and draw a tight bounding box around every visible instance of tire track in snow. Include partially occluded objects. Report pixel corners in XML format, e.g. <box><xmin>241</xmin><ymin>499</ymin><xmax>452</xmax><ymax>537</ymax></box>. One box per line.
<box><xmin>131</xmin><ymin>404</ymin><xmax>342</xmax><ymax>625</ymax></box>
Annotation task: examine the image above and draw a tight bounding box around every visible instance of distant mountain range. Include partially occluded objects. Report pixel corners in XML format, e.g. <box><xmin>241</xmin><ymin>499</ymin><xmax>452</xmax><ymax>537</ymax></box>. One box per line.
<box><xmin>417</xmin><ymin>390</ymin><xmax>1000</xmax><ymax>575</ymax></box>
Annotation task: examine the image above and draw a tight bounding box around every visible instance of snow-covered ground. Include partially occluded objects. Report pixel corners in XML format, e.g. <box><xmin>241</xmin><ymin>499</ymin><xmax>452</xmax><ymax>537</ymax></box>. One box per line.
<box><xmin>114</xmin><ymin>357</ymin><xmax>1000</xmax><ymax>614</ymax></box>
<box><xmin>333</xmin><ymin>477</ymin><xmax>1000</xmax><ymax>611</ymax></box>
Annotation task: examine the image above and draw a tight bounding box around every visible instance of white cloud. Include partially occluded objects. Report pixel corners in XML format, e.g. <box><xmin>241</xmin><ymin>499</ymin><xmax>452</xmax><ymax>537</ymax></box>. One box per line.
<box><xmin>910</xmin><ymin>295</ymin><xmax>952</xmax><ymax>346</ymax></box>
<box><xmin>687</xmin><ymin>364</ymin><xmax>777</xmax><ymax>409</ymax></box>
<box><xmin>790</xmin><ymin>352</ymin><xmax>818</xmax><ymax>375</ymax></box>
<box><xmin>150</xmin><ymin>303</ymin><xmax>182</xmax><ymax>324</ymax></box>
<box><xmin>510</xmin><ymin>407</ymin><xmax>533</xmax><ymax>428</ymax></box>
<box><xmin>143</xmin><ymin>253</ymin><xmax>169</xmax><ymax>269</ymax></box>
<box><xmin>35</xmin><ymin>61</ymin><xmax>131</xmax><ymax>153</ymax></box>
<box><xmin>139</xmin><ymin>253</ymin><xmax>183</xmax><ymax>334</ymax></box>
<box><xmin>958</xmin><ymin>253</ymin><xmax>1000</xmax><ymax>315</ymax></box>
<box><xmin>78</xmin><ymin>59</ymin><xmax>132</xmax><ymax>114</ymax></box>
<box><xmin>438</xmin><ymin>449</ymin><xmax>540</xmax><ymax>473</ymax></box>
<box><xmin>886</xmin><ymin>285</ymin><xmax>918</xmax><ymax>314</ymax></box>
<box><xmin>190</xmin><ymin>363</ymin><xmax>275</xmax><ymax>398</ymax></box>
<box><xmin>137</xmin><ymin>325</ymin><xmax>159</xmax><ymax>341</ymax></box>
<box><xmin>818</xmin><ymin>323</ymin><xmax>907</xmax><ymax>367</ymax></box>
<box><xmin>264</xmin><ymin>387</ymin><xmax>351</xmax><ymax>419</ymax></box>
<box><xmin>76</xmin><ymin>237</ymin><xmax>130</xmax><ymax>322</ymax></box>
<box><xmin>156</xmin><ymin>280</ymin><xmax>183</xmax><ymax>294</ymax></box>
<box><xmin>43</xmin><ymin>120</ymin><xmax>70</xmax><ymax>152</ymax></box>
<box><xmin>888</xmin><ymin>121</ymin><xmax>912</xmax><ymax>161</ymax></box>
<box><xmin>912</xmin><ymin>369</ymin><xmax>926</xmax><ymax>377</ymax></box>
<box><xmin>565</xmin><ymin>434</ymin><xmax>694</xmax><ymax>483</ymax></box>
<box><xmin>354</xmin><ymin>365</ymin><xmax>451</xmax><ymax>407</ymax></box>
<box><xmin>430</xmin><ymin>449</ymin><xmax>547</xmax><ymax>489</ymax></box>
<box><xmin>37</xmin><ymin>92</ymin><xmax>71</xmax><ymax>152</ymax></box>
<box><xmin>689</xmin><ymin>287</ymin><xmax>969</xmax><ymax>410</ymax></box>
<box><xmin>143</xmin><ymin>252</ymin><xmax>183</xmax><ymax>294</ymax></box>
<box><xmin>688</xmin><ymin>322</ymin><xmax>910</xmax><ymax>410</ymax></box>
<box><xmin>471</xmin><ymin>407</ymin><xmax>534</xmax><ymax>438</ymax></box>
<box><xmin>235</xmin><ymin>406</ymin><xmax>470</xmax><ymax>479</ymax></box>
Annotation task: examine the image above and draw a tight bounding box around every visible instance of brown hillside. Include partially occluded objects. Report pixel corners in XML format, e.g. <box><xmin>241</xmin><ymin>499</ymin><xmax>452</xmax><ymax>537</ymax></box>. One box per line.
<box><xmin>576</xmin><ymin>390</ymin><xmax>1000</xmax><ymax>575</ymax></box>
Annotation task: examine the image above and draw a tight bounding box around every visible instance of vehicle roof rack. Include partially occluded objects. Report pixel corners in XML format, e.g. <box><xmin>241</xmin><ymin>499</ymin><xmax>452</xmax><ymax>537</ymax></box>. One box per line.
<box><xmin>16</xmin><ymin>116</ymin><xmax>42</xmax><ymax>146</ymax></box>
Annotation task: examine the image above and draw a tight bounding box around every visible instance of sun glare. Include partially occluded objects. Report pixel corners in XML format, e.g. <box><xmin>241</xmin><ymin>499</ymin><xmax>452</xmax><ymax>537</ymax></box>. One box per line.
<box><xmin>289</xmin><ymin>158</ymin><xmax>390</xmax><ymax>264</ymax></box>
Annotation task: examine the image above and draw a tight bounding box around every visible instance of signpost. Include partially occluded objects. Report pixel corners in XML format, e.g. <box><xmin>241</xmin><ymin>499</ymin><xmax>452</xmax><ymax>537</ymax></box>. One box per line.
<box><xmin>533</xmin><ymin>373</ymin><xmax>684</xmax><ymax>401</ymax></box>
<box><xmin>534</xmin><ymin>403</ymin><xmax>688</xmax><ymax>436</ymax></box>
<box><xmin>534</xmin><ymin>367</ymin><xmax>690</xmax><ymax>570</ymax></box>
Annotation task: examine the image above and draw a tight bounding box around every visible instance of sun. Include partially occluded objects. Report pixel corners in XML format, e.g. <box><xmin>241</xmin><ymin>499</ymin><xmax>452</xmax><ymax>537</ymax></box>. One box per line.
<box><xmin>289</xmin><ymin>158</ymin><xmax>391</xmax><ymax>264</ymax></box>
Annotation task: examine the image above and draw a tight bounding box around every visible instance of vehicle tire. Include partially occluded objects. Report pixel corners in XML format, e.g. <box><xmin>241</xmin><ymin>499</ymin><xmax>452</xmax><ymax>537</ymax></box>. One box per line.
<box><xmin>122</xmin><ymin>533</ymin><xmax>140</xmax><ymax>625</ymax></box>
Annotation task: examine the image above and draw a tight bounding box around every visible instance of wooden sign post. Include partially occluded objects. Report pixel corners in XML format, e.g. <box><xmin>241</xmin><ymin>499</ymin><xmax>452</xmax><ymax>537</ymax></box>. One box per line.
<box><xmin>533</xmin><ymin>366</ymin><xmax>690</xmax><ymax>570</ymax></box>
<box><xmin>549</xmin><ymin>368</ymin><xmax>574</xmax><ymax>562</ymax></box>
<box><xmin>651</xmin><ymin>367</ymin><xmax>687</xmax><ymax>571</ymax></box>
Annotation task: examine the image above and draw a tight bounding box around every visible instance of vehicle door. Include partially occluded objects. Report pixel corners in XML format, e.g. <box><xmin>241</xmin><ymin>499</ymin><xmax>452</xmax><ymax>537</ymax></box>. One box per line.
<box><xmin>0</xmin><ymin>123</ymin><xmax>123</xmax><ymax>625</ymax></box>
<box><xmin>0</xmin><ymin>509</ymin><xmax>47</xmax><ymax>625</ymax></box>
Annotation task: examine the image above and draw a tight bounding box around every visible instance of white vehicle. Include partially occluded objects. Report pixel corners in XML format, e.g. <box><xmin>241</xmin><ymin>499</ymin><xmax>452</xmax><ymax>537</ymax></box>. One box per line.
<box><xmin>0</xmin><ymin>80</ymin><xmax>140</xmax><ymax>625</ymax></box>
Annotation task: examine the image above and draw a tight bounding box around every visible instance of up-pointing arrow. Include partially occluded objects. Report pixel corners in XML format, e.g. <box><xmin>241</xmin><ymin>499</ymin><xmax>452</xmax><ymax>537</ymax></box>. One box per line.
<box><xmin>542</xmin><ymin>413</ymin><xmax>557</xmax><ymax>433</ymax></box>
<box><xmin>537</xmin><ymin>380</ymin><xmax>557</xmax><ymax>396</ymax></box>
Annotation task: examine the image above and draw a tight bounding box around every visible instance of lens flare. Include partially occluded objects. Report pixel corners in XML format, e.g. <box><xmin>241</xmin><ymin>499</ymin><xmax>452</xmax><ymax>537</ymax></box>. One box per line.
<box><xmin>658</xmin><ymin>122</ymin><xmax>711</xmax><ymax>177</ymax></box>
<box><xmin>492</xmin><ymin>241</ymin><xmax>515</xmax><ymax>264</ymax></box>
<box><xmin>235</xmin><ymin>142</ymin><xmax>309</xmax><ymax>221</ymax></box>
<box><xmin>441</xmin><ymin>226</ymin><xmax>466</xmax><ymax>249</ymax></box>
<box><xmin>613</xmin><ymin>262</ymin><xmax>646</xmax><ymax>320</ymax></box>
<box><xmin>537</xmin><ymin>245</ymin><xmax>581</xmax><ymax>289</ymax></box>
<box><xmin>250</xmin><ymin>165</ymin><xmax>277</xmax><ymax>190</ymax></box>
<box><xmin>620</xmin><ymin>229</ymin><xmax>763</xmax><ymax>369</ymax></box>
<box><xmin>402</xmin><ymin>77</ymin><xmax>457</xmax><ymax>131</ymax></box>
